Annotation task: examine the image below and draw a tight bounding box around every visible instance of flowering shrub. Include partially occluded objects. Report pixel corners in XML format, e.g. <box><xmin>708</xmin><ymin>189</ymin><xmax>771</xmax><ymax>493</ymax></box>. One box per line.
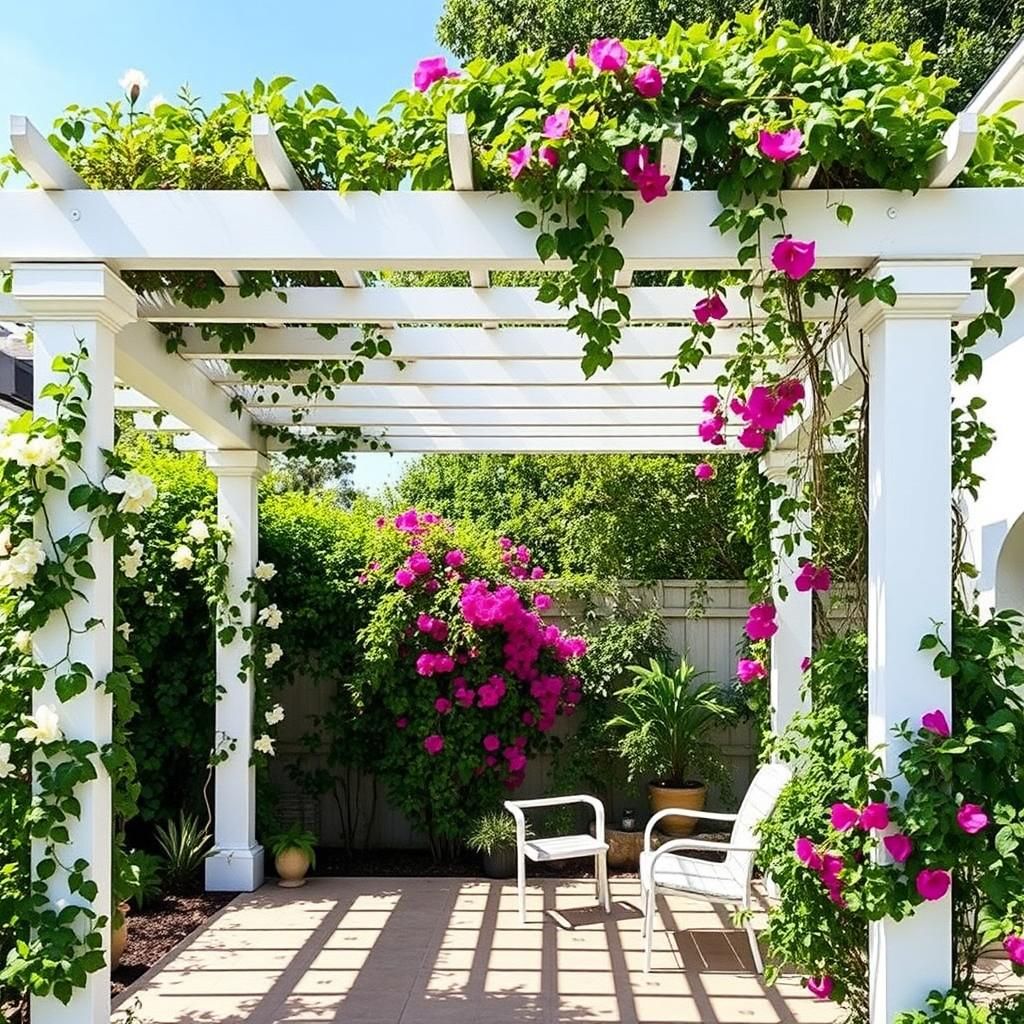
<box><xmin>354</xmin><ymin>509</ymin><xmax>587</xmax><ymax>857</ymax></box>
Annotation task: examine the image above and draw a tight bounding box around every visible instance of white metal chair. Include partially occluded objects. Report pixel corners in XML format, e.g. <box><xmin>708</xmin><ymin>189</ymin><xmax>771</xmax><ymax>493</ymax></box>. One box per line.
<box><xmin>639</xmin><ymin>762</ymin><xmax>792</xmax><ymax>974</ymax></box>
<box><xmin>504</xmin><ymin>795</ymin><xmax>610</xmax><ymax>924</ymax></box>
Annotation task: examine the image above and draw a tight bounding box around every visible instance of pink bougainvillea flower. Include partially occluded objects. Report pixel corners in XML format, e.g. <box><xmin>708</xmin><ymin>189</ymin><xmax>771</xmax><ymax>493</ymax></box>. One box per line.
<box><xmin>445</xmin><ymin>549</ymin><xmax>466</xmax><ymax>568</ymax></box>
<box><xmin>1004</xmin><ymin>935</ymin><xmax>1024</xmax><ymax>966</ymax></box>
<box><xmin>534</xmin><ymin>593</ymin><xmax>553</xmax><ymax>610</ymax></box>
<box><xmin>539</xmin><ymin>145</ymin><xmax>559</xmax><ymax>168</ymax></box>
<box><xmin>508</xmin><ymin>144</ymin><xmax>533</xmax><ymax>179</ymax></box>
<box><xmin>395</xmin><ymin>568</ymin><xmax>415</xmax><ymax>588</ymax></box>
<box><xmin>916</xmin><ymin>868</ymin><xmax>951</xmax><ymax>901</ymax></box>
<box><xmin>407</xmin><ymin>552</ymin><xmax>432</xmax><ymax>575</ymax></box>
<box><xmin>830</xmin><ymin>803</ymin><xmax>860</xmax><ymax>832</ymax></box>
<box><xmin>698</xmin><ymin>414</ymin><xmax>726</xmax><ymax>445</ymax></box>
<box><xmin>771</xmin><ymin>237</ymin><xmax>817</xmax><ymax>280</ymax></box>
<box><xmin>701</xmin><ymin>394</ymin><xmax>720</xmax><ymax>414</ymax></box>
<box><xmin>694</xmin><ymin>295</ymin><xmax>728</xmax><ymax>324</ymax></box>
<box><xmin>634</xmin><ymin>165</ymin><xmax>671</xmax><ymax>202</ymax></box>
<box><xmin>589</xmin><ymin>37</ymin><xmax>628</xmax><ymax>71</ymax></box>
<box><xmin>794</xmin><ymin>836</ymin><xmax>823</xmax><ymax>871</ymax></box>
<box><xmin>694</xmin><ymin>462</ymin><xmax>715</xmax><ymax>481</ymax></box>
<box><xmin>884</xmin><ymin>833</ymin><xmax>913</xmax><ymax>863</ymax></box>
<box><xmin>566</xmin><ymin>47</ymin><xmax>577</xmax><ymax>70</ymax></box>
<box><xmin>957</xmin><ymin>803</ymin><xmax>989</xmax><ymax>834</ymax></box>
<box><xmin>758</xmin><ymin>127</ymin><xmax>804</xmax><ymax>162</ymax></box>
<box><xmin>922</xmin><ymin>709</ymin><xmax>951</xmax><ymax>738</ymax></box>
<box><xmin>820</xmin><ymin>853</ymin><xmax>844</xmax><ymax>884</ymax></box>
<box><xmin>483</xmin><ymin>733</ymin><xmax>501</xmax><ymax>752</ymax></box>
<box><xmin>375</xmin><ymin>516</ymin><xmax>387</xmax><ymax>528</ymax></box>
<box><xmin>434</xmin><ymin>697</ymin><xmax>452</xmax><ymax>715</ymax></box>
<box><xmin>423</xmin><ymin>734</ymin><xmax>444</xmax><ymax>755</ymax></box>
<box><xmin>633</xmin><ymin>64</ymin><xmax>664</xmax><ymax>97</ymax></box>
<box><xmin>543</xmin><ymin>107</ymin><xmax>571</xmax><ymax>139</ymax></box>
<box><xmin>800</xmin><ymin>656</ymin><xmax>812</xmax><ymax>672</ymax></box>
<box><xmin>806</xmin><ymin>977</ymin><xmax>834</xmax><ymax>1001</ymax></box>
<box><xmin>745</xmin><ymin>603</ymin><xmax>778</xmax><ymax>640</ymax></box>
<box><xmin>395</xmin><ymin>716</ymin><xmax>408</xmax><ymax>730</ymax></box>
<box><xmin>737</xmin><ymin>425</ymin><xmax>767</xmax><ymax>451</ymax></box>
<box><xmin>499</xmin><ymin>537</ymin><xmax>512</xmax><ymax>550</ymax></box>
<box><xmin>530</xmin><ymin>566</ymin><xmax>546</xmax><ymax>579</ymax></box>
<box><xmin>413</xmin><ymin>56</ymin><xmax>452</xmax><ymax>92</ymax></box>
<box><xmin>794</xmin><ymin>562</ymin><xmax>832</xmax><ymax>593</ymax></box>
<box><xmin>859</xmin><ymin>802</ymin><xmax>891</xmax><ymax>832</ymax></box>
<box><xmin>621</xmin><ymin>145</ymin><xmax>650</xmax><ymax>178</ymax></box>
<box><xmin>737</xmin><ymin>658</ymin><xmax>766</xmax><ymax>684</ymax></box>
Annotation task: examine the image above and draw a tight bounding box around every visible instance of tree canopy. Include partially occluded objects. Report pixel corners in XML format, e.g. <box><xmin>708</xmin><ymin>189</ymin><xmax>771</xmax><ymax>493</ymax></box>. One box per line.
<box><xmin>436</xmin><ymin>0</ymin><xmax>1024</xmax><ymax>107</ymax></box>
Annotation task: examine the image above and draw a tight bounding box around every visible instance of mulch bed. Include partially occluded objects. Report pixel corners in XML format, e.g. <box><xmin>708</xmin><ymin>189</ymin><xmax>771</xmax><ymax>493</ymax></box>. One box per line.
<box><xmin>111</xmin><ymin>892</ymin><xmax>235</xmax><ymax>997</ymax></box>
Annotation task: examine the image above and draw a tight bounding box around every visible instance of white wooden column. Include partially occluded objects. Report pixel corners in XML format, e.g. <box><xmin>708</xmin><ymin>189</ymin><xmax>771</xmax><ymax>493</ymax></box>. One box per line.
<box><xmin>762</xmin><ymin>449</ymin><xmax>812</xmax><ymax>737</ymax></box>
<box><xmin>864</xmin><ymin>260</ymin><xmax>970</xmax><ymax>1023</ymax></box>
<box><xmin>204</xmin><ymin>449</ymin><xmax>268</xmax><ymax>892</ymax></box>
<box><xmin>13</xmin><ymin>263</ymin><xmax>136</xmax><ymax>1024</ymax></box>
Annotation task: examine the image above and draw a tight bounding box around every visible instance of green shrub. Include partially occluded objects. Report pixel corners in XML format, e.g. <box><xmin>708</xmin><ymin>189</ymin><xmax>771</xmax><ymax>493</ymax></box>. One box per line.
<box><xmin>154</xmin><ymin>812</ymin><xmax>213</xmax><ymax>891</ymax></box>
<box><xmin>466</xmin><ymin>812</ymin><xmax>521</xmax><ymax>855</ymax></box>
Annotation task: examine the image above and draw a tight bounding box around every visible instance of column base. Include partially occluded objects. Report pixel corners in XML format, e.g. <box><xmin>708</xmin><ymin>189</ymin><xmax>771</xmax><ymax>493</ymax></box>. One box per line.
<box><xmin>205</xmin><ymin>844</ymin><xmax>264</xmax><ymax>892</ymax></box>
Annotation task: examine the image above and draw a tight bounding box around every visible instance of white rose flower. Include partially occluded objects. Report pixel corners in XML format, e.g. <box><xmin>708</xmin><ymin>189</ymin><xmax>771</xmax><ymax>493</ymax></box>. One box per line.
<box><xmin>253</xmin><ymin>733</ymin><xmax>275</xmax><ymax>756</ymax></box>
<box><xmin>118</xmin><ymin>68</ymin><xmax>149</xmax><ymax>98</ymax></box>
<box><xmin>0</xmin><ymin>539</ymin><xmax>46</xmax><ymax>591</ymax></box>
<box><xmin>257</xmin><ymin>604</ymin><xmax>283</xmax><ymax>629</ymax></box>
<box><xmin>16</xmin><ymin>704</ymin><xmax>62</xmax><ymax>745</ymax></box>
<box><xmin>253</xmin><ymin>561</ymin><xmax>277</xmax><ymax>581</ymax></box>
<box><xmin>17</xmin><ymin>435</ymin><xmax>63</xmax><ymax>468</ymax></box>
<box><xmin>0</xmin><ymin>527</ymin><xmax>12</xmax><ymax>556</ymax></box>
<box><xmin>265</xmin><ymin>703</ymin><xmax>285</xmax><ymax>726</ymax></box>
<box><xmin>187</xmin><ymin>519</ymin><xmax>210</xmax><ymax>543</ymax></box>
<box><xmin>105</xmin><ymin>471</ymin><xmax>158</xmax><ymax>514</ymax></box>
<box><xmin>12</xmin><ymin>630</ymin><xmax>32</xmax><ymax>655</ymax></box>
<box><xmin>143</xmin><ymin>590</ymin><xmax>157</xmax><ymax>606</ymax></box>
<box><xmin>170</xmin><ymin>545</ymin><xmax>194</xmax><ymax>570</ymax></box>
<box><xmin>117</xmin><ymin>622</ymin><xmax>132</xmax><ymax>642</ymax></box>
<box><xmin>119</xmin><ymin>539</ymin><xmax>144</xmax><ymax>579</ymax></box>
<box><xmin>265</xmin><ymin>643</ymin><xmax>283</xmax><ymax>668</ymax></box>
<box><xmin>0</xmin><ymin>742</ymin><xmax>13</xmax><ymax>779</ymax></box>
<box><xmin>0</xmin><ymin>433</ymin><xmax>27</xmax><ymax>464</ymax></box>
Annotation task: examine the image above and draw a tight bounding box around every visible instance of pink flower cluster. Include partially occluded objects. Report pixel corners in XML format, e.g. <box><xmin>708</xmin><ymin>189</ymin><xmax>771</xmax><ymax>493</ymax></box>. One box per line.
<box><xmin>795</xmin><ymin>837</ymin><xmax>848</xmax><ymax>907</ymax></box>
<box><xmin>416</xmin><ymin>651</ymin><xmax>456</xmax><ymax>676</ymax></box>
<box><xmin>1004</xmin><ymin>935</ymin><xmax>1024</xmax><ymax>966</ymax></box>
<box><xmin>758</xmin><ymin>128</ymin><xmax>803</xmax><ymax>162</ymax></box>
<box><xmin>736</xmin><ymin>658</ymin><xmax>766</xmax><ymax>684</ymax></box>
<box><xmin>745</xmin><ymin>604</ymin><xmax>777</xmax><ymax>640</ymax></box>
<box><xmin>621</xmin><ymin>145</ymin><xmax>670</xmax><ymax>203</ymax></box>
<box><xmin>499</xmin><ymin>538</ymin><xmax>545</xmax><ymax>580</ymax></box>
<box><xmin>730</xmin><ymin>380</ymin><xmax>806</xmax><ymax>451</ymax></box>
<box><xmin>830</xmin><ymin>801</ymin><xmax>890</xmax><ymax>833</ymax></box>
<box><xmin>412</xmin><ymin>57</ymin><xmax>459</xmax><ymax>92</ymax></box>
<box><xmin>795</xmin><ymin>562</ymin><xmax>831</xmax><ymax>593</ymax></box>
<box><xmin>417</xmin><ymin>613</ymin><xmax>449</xmax><ymax>642</ymax></box>
<box><xmin>921</xmin><ymin>709</ymin><xmax>951</xmax><ymax>737</ymax></box>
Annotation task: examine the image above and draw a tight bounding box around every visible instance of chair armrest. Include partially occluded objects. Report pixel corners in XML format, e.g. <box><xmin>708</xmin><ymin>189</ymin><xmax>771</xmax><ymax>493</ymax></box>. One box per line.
<box><xmin>643</xmin><ymin>807</ymin><xmax>738</xmax><ymax>850</ymax></box>
<box><xmin>646</xmin><ymin>836</ymin><xmax>755</xmax><ymax>868</ymax></box>
<box><xmin>504</xmin><ymin>795</ymin><xmax>605</xmax><ymax>839</ymax></box>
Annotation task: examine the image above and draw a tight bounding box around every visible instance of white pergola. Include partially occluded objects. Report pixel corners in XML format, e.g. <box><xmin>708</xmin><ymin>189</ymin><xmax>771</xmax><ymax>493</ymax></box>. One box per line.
<box><xmin>1</xmin><ymin>46</ymin><xmax>1021</xmax><ymax>1019</ymax></box>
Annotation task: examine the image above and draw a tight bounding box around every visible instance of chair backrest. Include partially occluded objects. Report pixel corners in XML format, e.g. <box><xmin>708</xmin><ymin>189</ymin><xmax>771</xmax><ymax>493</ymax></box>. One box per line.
<box><xmin>725</xmin><ymin>761</ymin><xmax>793</xmax><ymax>878</ymax></box>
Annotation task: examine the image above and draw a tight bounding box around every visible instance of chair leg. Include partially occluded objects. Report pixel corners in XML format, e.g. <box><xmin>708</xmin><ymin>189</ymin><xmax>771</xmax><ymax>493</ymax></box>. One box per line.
<box><xmin>594</xmin><ymin>854</ymin><xmax>601</xmax><ymax>902</ymax></box>
<box><xmin>643</xmin><ymin>885</ymin><xmax>655</xmax><ymax>974</ymax></box>
<box><xmin>599</xmin><ymin>852</ymin><xmax>610</xmax><ymax>913</ymax></box>
<box><xmin>517</xmin><ymin>851</ymin><xmax>527</xmax><ymax>925</ymax></box>
<box><xmin>742</xmin><ymin>892</ymin><xmax>763</xmax><ymax>974</ymax></box>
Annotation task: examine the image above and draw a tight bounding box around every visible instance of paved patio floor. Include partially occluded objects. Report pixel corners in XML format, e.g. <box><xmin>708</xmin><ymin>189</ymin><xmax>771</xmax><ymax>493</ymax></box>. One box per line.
<box><xmin>113</xmin><ymin>876</ymin><xmax>849</xmax><ymax>1024</ymax></box>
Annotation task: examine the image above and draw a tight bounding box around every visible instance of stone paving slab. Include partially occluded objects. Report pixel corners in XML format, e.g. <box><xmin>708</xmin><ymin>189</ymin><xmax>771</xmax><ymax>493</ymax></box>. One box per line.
<box><xmin>109</xmin><ymin>876</ymin><xmax>848</xmax><ymax>1023</ymax></box>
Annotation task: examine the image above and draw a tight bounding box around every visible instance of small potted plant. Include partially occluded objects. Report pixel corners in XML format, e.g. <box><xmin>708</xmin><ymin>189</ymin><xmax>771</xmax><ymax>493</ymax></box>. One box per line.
<box><xmin>467</xmin><ymin>811</ymin><xmax>523</xmax><ymax>879</ymax></box>
<box><xmin>608</xmin><ymin>658</ymin><xmax>736</xmax><ymax>836</ymax></box>
<box><xmin>268</xmin><ymin>824</ymin><xmax>318</xmax><ymax>887</ymax></box>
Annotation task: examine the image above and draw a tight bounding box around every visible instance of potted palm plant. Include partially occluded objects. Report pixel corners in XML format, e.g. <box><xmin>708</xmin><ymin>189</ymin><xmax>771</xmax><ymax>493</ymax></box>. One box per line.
<box><xmin>466</xmin><ymin>811</ymin><xmax>524</xmax><ymax>879</ymax></box>
<box><xmin>268</xmin><ymin>824</ymin><xmax>318</xmax><ymax>887</ymax></box>
<box><xmin>608</xmin><ymin>658</ymin><xmax>736</xmax><ymax>837</ymax></box>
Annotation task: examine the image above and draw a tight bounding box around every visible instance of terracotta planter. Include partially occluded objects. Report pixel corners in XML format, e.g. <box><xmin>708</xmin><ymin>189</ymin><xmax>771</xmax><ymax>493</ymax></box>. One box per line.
<box><xmin>111</xmin><ymin>903</ymin><xmax>130</xmax><ymax>969</ymax></box>
<box><xmin>482</xmin><ymin>847</ymin><xmax>516</xmax><ymax>879</ymax></box>
<box><xmin>275</xmin><ymin>848</ymin><xmax>311</xmax><ymax>888</ymax></box>
<box><xmin>648</xmin><ymin>781</ymin><xmax>707</xmax><ymax>837</ymax></box>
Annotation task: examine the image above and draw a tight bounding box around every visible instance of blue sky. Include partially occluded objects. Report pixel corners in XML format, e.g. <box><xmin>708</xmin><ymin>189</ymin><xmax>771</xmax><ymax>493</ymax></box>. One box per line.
<box><xmin>2</xmin><ymin>1</ymin><xmax>452</xmax><ymax>492</ymax></box>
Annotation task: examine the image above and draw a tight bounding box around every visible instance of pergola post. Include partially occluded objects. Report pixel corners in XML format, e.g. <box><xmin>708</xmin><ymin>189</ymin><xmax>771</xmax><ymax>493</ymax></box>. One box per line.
<box><xmin>864</xmin><ymin>260</ymin><xmax>971</xmax><ymax>1023</ymax></box>
<box><xmin>13</xmin><ymin>263</ymin><xmax>136</xmax><ymax>1024</ymax></box>
<box><xmin>204</xmin><ymin>449</ymin><xmax>269</xmax><ymax>892</ymax></box>
<box><xmin>761</xmin><ymin>450</ymin><xmax>812</xmax><ymax>737</ymax></box>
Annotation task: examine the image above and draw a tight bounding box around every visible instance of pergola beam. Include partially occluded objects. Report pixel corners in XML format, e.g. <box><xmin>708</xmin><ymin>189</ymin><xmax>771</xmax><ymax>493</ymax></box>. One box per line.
<box><xmin>9</xmin><ymin>115</ymin><xmax>87</xmax><ymax>190</ymax></box>
<box><xmin>265</xmin><ymin>434</ymin><xmax>732</xmax><ymax>453</ymax></box>
<box><xmin>3</xmin><ymin>188</ymin><xmax>1022</xmax><ymax>271</ymax></box>
<box><xmin>174</xmin><ymin>325</ymin><xmax>734</xmax><ymax>360</ymax></box>
<box><xmin>250</xmin><ymin>406</ymin><xmax>708</xmax><ymax>427</ymax></box>
<box><xmin>126</xmin><ymin>285</ymin><xmax>888</xmax><ymax>326</ymax></box>
<box><xmin>927</xmin><ymin>114</ymin><xmax>979</xmax><ymax>188</ymax></box>
<box><xmin>113</xmin><ymin>323</ymin><xmax>264</xmax><ymax>451</ymax></box>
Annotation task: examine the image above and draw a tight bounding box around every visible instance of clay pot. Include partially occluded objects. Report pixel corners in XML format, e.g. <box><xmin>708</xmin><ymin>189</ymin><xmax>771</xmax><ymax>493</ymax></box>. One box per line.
<box><xmin>275</xmin><ymin>848</ymin><xmax>311</xmax><ymax>888</ymax></box>
<box><xmin>111</xmin><ymin>903</ymin><xmax>130</xmax><ymax>969</ymax></box>
<box><xmin>482</xmin><ymin>847</ymin><xmax>517</xmax><ymax>879</ymax></box>
<box><xmin>648</xmin><ymin>781</ymin><xmax>707</xmax><ymax>837</ymax></box>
